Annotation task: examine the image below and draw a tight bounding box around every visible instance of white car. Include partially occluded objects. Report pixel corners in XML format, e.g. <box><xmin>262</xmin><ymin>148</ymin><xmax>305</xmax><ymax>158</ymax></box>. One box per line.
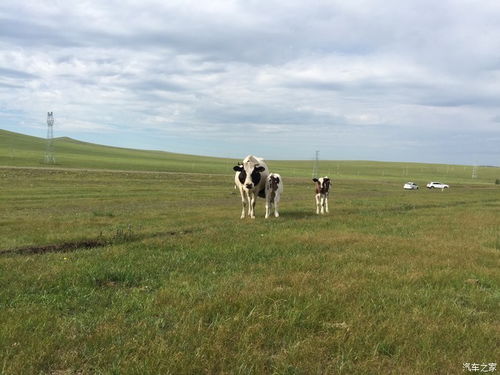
<box><xmin>426</xmin><ymin>181</ymin><xmax>449</xmax><ymax>189</ymax></box>
<box><xmin>403</xmin><ymin>182</ymin><xmax>419</xmax><ymax>190</ymax></box>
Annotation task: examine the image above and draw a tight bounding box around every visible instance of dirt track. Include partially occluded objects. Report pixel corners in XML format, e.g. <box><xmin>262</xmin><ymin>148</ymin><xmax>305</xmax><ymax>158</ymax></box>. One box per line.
<box><xmin>0</xmin><ymin>165</ymin><xmax>232</xmax><ymax>177</ymax></box>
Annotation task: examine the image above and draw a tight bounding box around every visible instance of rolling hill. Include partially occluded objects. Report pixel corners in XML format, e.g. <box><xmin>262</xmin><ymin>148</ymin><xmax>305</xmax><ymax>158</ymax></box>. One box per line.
<box><xmin>1</xmin><ymin>128</ymin><xmax>498</xmax><ymax>184</ymax></box>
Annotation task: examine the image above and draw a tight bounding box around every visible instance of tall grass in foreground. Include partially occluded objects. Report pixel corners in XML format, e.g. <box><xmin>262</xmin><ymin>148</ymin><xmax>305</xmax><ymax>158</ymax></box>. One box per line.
<box><xmin>1</xmin><ymin>168</ymin><xmax>499</xmax><ymax>374</ymax></box>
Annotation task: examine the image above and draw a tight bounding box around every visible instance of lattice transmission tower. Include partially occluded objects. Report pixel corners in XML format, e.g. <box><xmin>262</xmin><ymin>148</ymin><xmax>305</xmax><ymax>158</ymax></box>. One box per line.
<box><xmin>471</xmin><ymin>164</ymin><xmax>478</xmax><ymax>179</ymax></box>
<box><xmin>44</xmin><ymin>112</ymin><xmax>55</xmax><ymax>164</ymax></box>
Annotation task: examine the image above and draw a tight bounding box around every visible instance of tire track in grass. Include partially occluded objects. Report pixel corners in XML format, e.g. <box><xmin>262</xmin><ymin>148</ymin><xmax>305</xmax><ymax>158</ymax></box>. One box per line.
<box><xmin>0</xmin><ymin>228</ymin><xmax>197</xmax><ymax>256</ymax></box>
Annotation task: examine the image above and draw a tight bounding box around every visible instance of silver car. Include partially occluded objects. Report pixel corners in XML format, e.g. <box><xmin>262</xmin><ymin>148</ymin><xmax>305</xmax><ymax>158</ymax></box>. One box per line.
<box><xmin>403</xmin><ymin>182</ymin><xmax>419</xmax><ymax>190</ymax></box>
<box><xmin>426</xmin><ymin>181</ymin><xmax>449</xmax><ymax>189</ymax></box>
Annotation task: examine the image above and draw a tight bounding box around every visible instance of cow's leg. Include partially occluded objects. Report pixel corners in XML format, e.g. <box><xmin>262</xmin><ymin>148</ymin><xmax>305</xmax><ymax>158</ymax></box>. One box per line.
<box><xmin>265</xmin><ymin>196</ymin><xmax>270</xmax><ymax>219</ymax></box>
<box><xmin>315</xmin><ymin>194</ymin><xmax>321</xmax><ymax>214</ymax></box>
<box><xmin>320</xmin><ymin>195</ymin><xmax>326</xmax><ymax>214</ymax></box>
<box><xmin>249</xmin><ymin>192</ymin><xmax>256</xmax><ymax>219</ymax></box>
<box><xmin>252</xmin><ymin>193</ymin><xmax>257</xmax><ymax>219</ymax></box>
<box><xmin>325</xmin><ymin>196</ymin><xmax>329</xmax><ymax>213</ymax></box>
<box><xmin>239</xmin><ymin>189</ymin><xmax>247</xmax><ymax>219</ymax></box>
<box><xmin>274</xmin><ymin>196</ymin><xmax>280</xmax><ymax>217</ymax></box>
<box><xmin>246</xmin><ymin>191</ymin><xmax>253</xmax><ymax>218</ymax></box>
<box><xmin>246</xmin><ymin>191</ymin><xmax>252</xmax><ymax>218</ymax></box>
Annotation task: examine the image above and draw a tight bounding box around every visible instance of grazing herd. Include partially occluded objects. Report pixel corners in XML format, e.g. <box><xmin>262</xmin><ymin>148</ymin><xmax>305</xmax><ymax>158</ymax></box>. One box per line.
<box><xmin>233</xmin><ymin>155</ymin><xmax>330</xmax><ymax>219</ymax></box>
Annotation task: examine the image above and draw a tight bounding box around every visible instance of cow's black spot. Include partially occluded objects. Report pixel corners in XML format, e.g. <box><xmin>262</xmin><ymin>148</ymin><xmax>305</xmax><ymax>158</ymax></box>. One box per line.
<box><xmin>251</xmin><ymin>169</ymin><xmax>261</xmax><ymax>185</ymax></box>
<box><xmin>238</xmin><ymin>170</ymin><xmax>246</xmax><ymax>184</ymax></box>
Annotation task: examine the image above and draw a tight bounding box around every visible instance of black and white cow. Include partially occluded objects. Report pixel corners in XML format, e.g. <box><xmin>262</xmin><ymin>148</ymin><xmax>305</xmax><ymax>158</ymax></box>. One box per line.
<box><xmin>233</xmin><ymin>155</ymin><xmax>269</xmax><ymax>219</ymax></box>
<box><xmin>313</xmin><ymin>176</ymin><xmax>331</xmax><ymax>214</ymax></box>
<box><xmin>265</xmin><ymin>173</ymin><xmax>283</xmax><ymax>219</ymax></box>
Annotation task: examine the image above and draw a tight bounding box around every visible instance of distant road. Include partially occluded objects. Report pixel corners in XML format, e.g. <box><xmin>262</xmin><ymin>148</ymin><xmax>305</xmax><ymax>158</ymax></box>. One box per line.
<box><xmin>0</xmin><ymin>165</ymin><xmax>233</xmax><ymax>177</ymax></box>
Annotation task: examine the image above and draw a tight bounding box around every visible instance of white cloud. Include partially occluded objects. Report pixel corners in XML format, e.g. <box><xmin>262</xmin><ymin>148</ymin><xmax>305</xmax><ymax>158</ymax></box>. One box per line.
<box><xmin>0</xmin><ymin>0</ymin><xmax>499</xmax><ymax>164</ymax></box>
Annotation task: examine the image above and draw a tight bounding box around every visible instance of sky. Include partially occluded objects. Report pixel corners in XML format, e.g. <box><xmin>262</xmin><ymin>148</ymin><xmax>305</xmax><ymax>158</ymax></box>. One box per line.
<box><xmin>0</xmin><ymin>0</ymin><xmax>499</xmax><ymax>165</ymax></box>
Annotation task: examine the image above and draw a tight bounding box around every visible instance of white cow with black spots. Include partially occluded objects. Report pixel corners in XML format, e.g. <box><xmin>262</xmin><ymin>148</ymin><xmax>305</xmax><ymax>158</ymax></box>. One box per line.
<box><xmin>233</xmin><ymin>155</ymin><xmax>269</xmax><ymax>219</ymax></box>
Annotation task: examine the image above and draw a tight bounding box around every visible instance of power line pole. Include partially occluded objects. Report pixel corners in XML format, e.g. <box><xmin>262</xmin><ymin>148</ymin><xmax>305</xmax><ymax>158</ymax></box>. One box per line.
<box><xmin>44</xmin><ymin>112</ymin><xmax>55</xmax><ymax>164</ymax></box>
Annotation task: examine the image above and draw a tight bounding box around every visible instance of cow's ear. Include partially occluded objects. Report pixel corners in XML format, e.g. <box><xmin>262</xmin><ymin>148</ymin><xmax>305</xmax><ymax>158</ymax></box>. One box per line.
<box><xmin>312</xmin><ymin>178</ymin><xmax>318</xmax><ymax>182</ymax></box>
<box><xmin>233</xmin><ymin>165</ymin><xmax>243</xmax><ymax>171</ymax></box>
<box><xmin>255</xmin><ymin>166</ymin><xmax>265</xmax><ymax>172</ymax></box>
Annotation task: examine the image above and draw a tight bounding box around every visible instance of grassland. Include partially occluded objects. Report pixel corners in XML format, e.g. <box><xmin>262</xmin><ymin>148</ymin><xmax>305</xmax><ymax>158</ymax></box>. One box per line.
<box><xmin>1</xmin><ymin>130</ymin><xmax>499</xmax><ymax>374</ymax></box>
<box><xmin>2</xmin><ymin>129</ymin><xmax>499</xmax><ymax>184</ymax></box>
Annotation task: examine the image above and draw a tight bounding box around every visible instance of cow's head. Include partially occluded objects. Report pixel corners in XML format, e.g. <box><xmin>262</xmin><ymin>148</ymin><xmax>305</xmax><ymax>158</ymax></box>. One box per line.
<box><xmin>269</xmin><ymin>175</ymin><xmax>280</xmax><ymax>191</ymax></box>
<box><xmin>233</xmin><ymin>161</ymin><xmax>266</xmax><ymax>190</ymax></box>
<box><xmin>313</xmin><ymin>177</ymin><xmax>331</xmax><ymax>193</ymax></box>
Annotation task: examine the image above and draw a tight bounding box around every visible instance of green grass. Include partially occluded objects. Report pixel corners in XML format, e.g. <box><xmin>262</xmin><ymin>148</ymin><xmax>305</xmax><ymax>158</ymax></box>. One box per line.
<box><xmin>1</xmin><ymin>129</ymin><xmax>499</xmax><ymax>374</ymax></box>
<box><xmin>1</xmin><ymin>168</ymin><xmax>499</xmax><ymax>374</ymax></box>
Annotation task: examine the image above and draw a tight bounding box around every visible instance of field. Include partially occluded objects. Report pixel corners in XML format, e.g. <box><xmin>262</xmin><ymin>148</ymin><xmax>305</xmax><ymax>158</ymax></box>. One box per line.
<box><xmin>1</xmin><ymin>129</ymin><xmax>499</xmax><ymax>184</ymax></box>
<box><xmin>1</xmin><ymin>130</ymin><xmax>499</xmax><ymax>374</ymax></box>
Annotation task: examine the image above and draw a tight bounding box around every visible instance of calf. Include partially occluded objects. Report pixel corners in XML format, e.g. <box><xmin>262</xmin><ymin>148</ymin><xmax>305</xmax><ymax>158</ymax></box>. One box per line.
<box><xmin>313</xmin><ymin>176</ymin><xmax>331</xmax><ymax>214</ymax></box>
<box><xmin>233</xmin><ymin>155</ymin><xmax>269</xmax><ymax>219</ymax></box>
<box><xmin>265</xmin><ymin>173</ymin><xmax>283</xmax><ymax>218</ymax></box>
